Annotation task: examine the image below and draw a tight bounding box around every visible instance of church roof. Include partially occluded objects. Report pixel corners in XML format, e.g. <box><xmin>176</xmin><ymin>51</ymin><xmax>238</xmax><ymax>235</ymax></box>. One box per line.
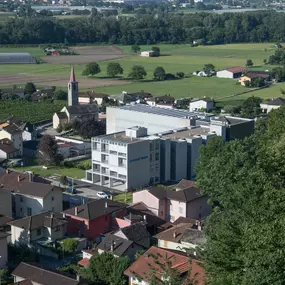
<box><xmin>69</xmin><ymin>66</ymin><xmax>76</xmax><ymax>82</ymax></box>
<box><xmin>65</xmin><ymin>104</ymin><xmax>98</xmax><ymax>115</ymax></box>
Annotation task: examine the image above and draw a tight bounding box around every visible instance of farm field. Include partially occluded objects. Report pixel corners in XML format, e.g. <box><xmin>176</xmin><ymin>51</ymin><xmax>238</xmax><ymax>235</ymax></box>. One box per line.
<box><xmin>0</xmin><ymin>43</ymin><xmax>284</xmax><ymax>101</ymax></box>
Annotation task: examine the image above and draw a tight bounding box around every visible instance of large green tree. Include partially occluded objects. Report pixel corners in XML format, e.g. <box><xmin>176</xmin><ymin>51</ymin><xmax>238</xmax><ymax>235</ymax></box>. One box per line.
<box><xmin>82</xmin><ymin>62</ymin><xmax>101</xmax><ymax>77</ymax></box>
<box><xmin>128</xmin><ymin>65</ymin><xmax>147</xmax><ymax>80</ymax></box>
<box><xmin>107</xmin><ymin>62</ymin><xmax>124</xmax><ymax>77</ymax></box>
<box><xmin>24</xmin><ymin>82</ymin><xmax>36</xmax><ymax>95</ymax></box>
<box><xmin>196</xmin><ymin>105</ymin><xmax>285</xmax><ymax>285</ymax></box>
<box><xmin>153</xmin><ymin>66</ymin><xmax>166</xmax><ymax>81</ymax></box>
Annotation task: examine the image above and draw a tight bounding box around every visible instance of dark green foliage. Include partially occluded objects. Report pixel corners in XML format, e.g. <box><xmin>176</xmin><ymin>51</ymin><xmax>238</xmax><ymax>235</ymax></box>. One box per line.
<box><xmin>246</xmin><ymin>59</ymin><xmax>253</xmax><ymax>67</ymax></box>
<box><xmin>0</xmin><ymin>93</ymin><xmax>19</xmax><ymax>100</ymax></box>
<box><xmin>153</xmin><ymin>66</ymin><xmax>166</xmax><ymax>81</ymax></box>
<box><xmin>54</xmin><ymin>89</ymin><xmax>68</xmax><ymax>100</ymax></box>
<box><xmin>131</xmin><ymin>45</ymin><xmax>140</xmax><ymax>53</ymax></box>
<box><xmin>244</xmin><ymin>77</ymin><xmax>266</xmax><ymax>88</ymax></box>
<box><xmin>151</xmin><ymin>46</ymin><xmax>160</xmax><ymax>57</ymax></box>
<box><xmin>82</xmin><ymin>62</ymin><xmax>101</xmax><ymax>76</ymax></box>
<box><xmin>176</xmin><ymin>72</ymin><xmax>185</xmax><ymax>79</ymax></box>
<box><xmin>5</xmin><ymin>11</ymin><xmax>285</xmax><ymax>45</ymax></box>
<box><xmin>203</xmin><ymin>64</ymin><xmax>215</xmax><ymax>75</ymax></box>
<box><xmin>196</xmin><ymin>105</ymin><xmax>285</xmax><ymax>285</ymax></box>
<box><xmin>107</xmin><ymin>62</ymin><xmax>124</xmax><ymax>77</ymax></box>
<box><xmin>72</xmin><ymin>117</ymin><xmax>106</xmax><ymax>139</ymax></box>
<box><xmin>128</xmin><ymin>65</ymin><xmax>147</xmax><ymax>80</ymax></box>
<box><xmin>240</xmin><ymin>96</ymin><xmax>262</xmax><ymax>117</ymax></box>
<box><xmin>268</xmin><ymin>48</ymin><xmax>285</xmax><ymax>64</ymax></box>
<box><xmin>81</xmin><ymin>253</ymin><xmax>130</xmax><ymax>285</ymax></box>
<box><xmin>271</xmin><ymin>66</ymin><xmax>285</xmax><ymax>82</ymax></box>
<box><xmin>61</xmin><ymin>238</ymin><xmax>79</xmax><ymax>253</ymax></box>
<box><xmin>24</xmin><ymin>82</ymin><xmax>36</xmax><ymax>95</ymax></box>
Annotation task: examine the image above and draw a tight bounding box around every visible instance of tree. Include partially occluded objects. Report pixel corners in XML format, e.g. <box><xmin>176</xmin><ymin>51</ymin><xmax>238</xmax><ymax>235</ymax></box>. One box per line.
<box><xmin>38</xmin><ymin>135</ymin><xmax>62</xmax><ymax>165</ymax></box>
<box><xmin>82</xmin><ymin>253</ymin><xmax>130</xmax><ymax>285</ymax></box>
<box><xmin>203</xmin><ymin>63</ymin><xmax>215</xmax><ymax>75</ymax></box>
<box><xmin>82</xmin><ymin>62</ymin><xmax>101</xmax><ymax>77</ymax></box>
<box><xmin>151</xmin><ymin>46</ymin><xmax>160</xmax><ymax>57</ymax></box>
<box><xmin>54</xmin><ymin>89</ymin><xmax>68</xmax><ymax>100</ymax></box>
<box><xmin>107</xmin><ymin>62</ymin><xmax>124</xmax><ymax>77</ymax></box>
<box><xmin>128</xmin><ymin>65</ymin><xmax>147</xmax><ymax>80</ymax></box>
<box><xmin>240</xmin><ymin>96</ymin><xmax>262</xmax><ymax>117</ymax></box>
<box><xmin>131</xmin><ymin>45</ymin><xmax>141</xmax><ymax>54</ymax></box>
<box><xmin>246</xmin><ymin>59</ymin><xmax>254</xmax><ymax>67</ymax></box>
<box><xmin>72</xmin><ymin>117</ymin><xmax>106</xmax><ymax>139</ymax></box>
<box><xmin>176</xmin><ymin>72</ymin><xmax>185</xmax><ymax>79</ymax></box>
<box><xmin>195</xmin><ymin>107</ymin><xmax>285</xmax><ymax>284</ymax></box>
<box><xmin>61</xmin><ymin>238</ymin><xmax>79</xmax><ymax>253</ymax></box>
<box><xmin>153</xmin><ymin>66</ymin><xmax>166</xmax><ymax>81</ymax></box>
<box><xmin>24</xmin><ymin>82</ymin><xmax>36</xmax><ymax>95</ymax></box>
<box><xmin>1</xmin><ymin>93</ymin><xmax>19</xmax><ymax>100</ymax></box>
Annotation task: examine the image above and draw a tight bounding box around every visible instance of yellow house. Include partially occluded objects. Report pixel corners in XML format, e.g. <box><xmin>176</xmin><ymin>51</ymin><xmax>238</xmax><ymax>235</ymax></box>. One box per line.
<box><xmin>239</xmin><ymin>71</ymin><xmax>270</xmax><ymax>86</ymax></box>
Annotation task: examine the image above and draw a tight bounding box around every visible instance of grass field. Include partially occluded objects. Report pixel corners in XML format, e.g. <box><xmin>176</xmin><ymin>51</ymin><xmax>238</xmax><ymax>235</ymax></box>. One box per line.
<box><xmin>0</xmin><ymin>43</ymin><xmax>284</xmax><ymax>103</ymax></box>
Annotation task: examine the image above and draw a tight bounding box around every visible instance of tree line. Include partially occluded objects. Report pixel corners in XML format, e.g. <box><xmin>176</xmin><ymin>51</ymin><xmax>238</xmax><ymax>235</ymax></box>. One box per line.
<box><xmin>3</xmin><ymin>11</ymin><xmax>285</xmax><ymax>44</ymax></box>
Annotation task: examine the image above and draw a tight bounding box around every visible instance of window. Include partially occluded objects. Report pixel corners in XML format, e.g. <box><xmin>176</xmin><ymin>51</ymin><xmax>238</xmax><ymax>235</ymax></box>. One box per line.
<box><xmin>155</xmin><ymin>152</ymin><xmax>159</xmax><ymax>161</ymax></box>
<box><xmin>150</xmin><ymin>154</ymin><xmax>153</xmax><ymax>162</ymax></box>
<box><xmin>20</xmin><ymin>208</ymin><xmax>22</xmax><ymax>212</ymax></box>
<box><xmin>27</xmin><ymin>207</ymin><xmax>32</xmax><ymax>216</ymax></box>
<box><xmin>36</xmin><ymin>228</ymin><xmax>41</xmax><ymax>236</ymax></box>
<box><xmin>150</xmin><ymin>142</ymin><xmax>154</xmax><ymax>152</ymax></box>
<box><xmin>179</xmin><ymin>207</ymin><xmax>183</xmax><ymax>214</ymax></box>
<box><xmin>155</xmin><ymin>141</ymin><xmax>159</xmax><ymax>150</ymax></box>
<box><xmin>55</xmin><ymin>226</ymin><xmax>60</xmax><ymax>232</ymax></box>
<box><xmin>51</xmin><ymin>196</ymin><xmax>54</xmax><ymax>201</ymax></box>
<box><xmin>20</xmin><ymin>197</ymin><xmax>23</xmax><ymax>202</ymax></box>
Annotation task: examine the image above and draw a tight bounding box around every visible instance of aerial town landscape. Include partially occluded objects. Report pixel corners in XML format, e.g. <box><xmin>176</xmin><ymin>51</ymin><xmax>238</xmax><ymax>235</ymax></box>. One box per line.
<box><xmin>2</xmin><ymin>0</ymin><xmax>285</xmax><ymax>284</ymax></box>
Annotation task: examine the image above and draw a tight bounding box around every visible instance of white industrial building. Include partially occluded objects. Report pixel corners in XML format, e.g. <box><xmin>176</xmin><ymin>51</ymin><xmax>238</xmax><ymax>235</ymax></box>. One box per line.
<box><xmin>85</xmin><ymin>105</ymin><xmax>254</xmax><ymax>191</ymax></box>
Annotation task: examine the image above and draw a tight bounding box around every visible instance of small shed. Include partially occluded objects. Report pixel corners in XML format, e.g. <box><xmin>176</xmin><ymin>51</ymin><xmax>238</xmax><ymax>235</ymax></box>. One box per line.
<box><xmin>140</xmin><ymin>51</ymin><xmax>154</xmax><ymax>57</ymax></box>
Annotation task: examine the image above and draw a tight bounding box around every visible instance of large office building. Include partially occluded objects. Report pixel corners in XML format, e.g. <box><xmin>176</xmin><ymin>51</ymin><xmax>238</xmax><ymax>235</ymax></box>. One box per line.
<box><xmin>85</xmin><ymin>105</ymin><xmax>254</xmax><ymax>191</ymax></box>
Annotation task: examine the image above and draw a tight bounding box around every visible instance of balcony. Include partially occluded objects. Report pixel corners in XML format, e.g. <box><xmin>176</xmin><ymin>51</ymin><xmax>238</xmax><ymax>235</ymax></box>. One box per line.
<box><xmin>118</xmin><ymin>152</ymin><xmax>126</xmax><ymax>157</ymax></box>
<box><xmin>110</xmin><ymin>171</ymin><xmax>118</xmax><ymax>177</ymax></box>
<box><xmin>118</xmin><ymin>174</ymin><xmax>126</xmax><ymax>180</ymax></box>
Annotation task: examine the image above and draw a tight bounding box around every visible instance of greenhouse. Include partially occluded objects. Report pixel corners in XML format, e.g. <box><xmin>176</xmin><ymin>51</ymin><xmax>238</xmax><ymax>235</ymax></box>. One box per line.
<box><xmin>0</xmin><ymin>53</ymin><xmax>36</xmax><ymax>64</ymax></box>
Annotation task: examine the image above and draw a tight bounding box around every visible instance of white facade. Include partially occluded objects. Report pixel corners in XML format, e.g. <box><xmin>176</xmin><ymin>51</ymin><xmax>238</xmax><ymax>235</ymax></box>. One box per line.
<box><xmin>260</xmin><ymin>102</ymin><xmax>282</xmax><ymax>113</ymax></box>
<box><xmin>140</xmin><ymin>51</ymin><xmax>153</xmax><ymax>57</ymax></box>
<box><xmin>189</xmin><ymin>100</ymin><xmax>215</xmax><ymax>112</ymax></box>
<box><xmin>216</xmin><ymin>70</ymin><xmax>235</xmax><ymax>79</ymax></box>
<box><xmin>0</xmin><ymin>129</ymin><xmax>23</xmax><ymax>156</ymax></box>
<box><xmin>14</xmin><ymin>190</ymin><xmax>62</xmax><ymax>218</ymax></box>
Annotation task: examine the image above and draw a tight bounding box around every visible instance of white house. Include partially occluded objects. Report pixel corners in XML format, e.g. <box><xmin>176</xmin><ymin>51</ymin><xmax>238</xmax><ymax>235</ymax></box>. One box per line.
<box><xmin>13</xmin><ymin>181</ymin><xmax>63</xmax><ymax>218</ymax></box>
<box><xmin>140</xmin><ymin>50</ymin><xmax>154</xmax><ymax>57</ymax></box>
<box><xmin>189</xmin><ymin>98</ymin><xmax>215</xmax><ymax>112</ymax></box>
<box><xmin>260</xmin><ymin>98</ymin><xmax>285</xmax><ymax>113</ymax></box>
<box><xmin>0</xmin><ymin>124</ymin><xmax>23</xmax><ymax>156</ymax></box>
<box><xmin>0</xmin><ymin>141</ymin><xmax>20</xmax><ymax>161</ymax></box>
<box><xmin>216</xmin><ymin>67</ymin><xmax>247</xmax><ymax>79</ymax></box>
<box><xmin>78</xmin><ymin>92</ymin><xmax>108</xmax><ymax>106</ymax></box>
<box><xmin>9</xmin><ymin>212</ymin><xmax>67</xmax><ymax>246</ymax></box>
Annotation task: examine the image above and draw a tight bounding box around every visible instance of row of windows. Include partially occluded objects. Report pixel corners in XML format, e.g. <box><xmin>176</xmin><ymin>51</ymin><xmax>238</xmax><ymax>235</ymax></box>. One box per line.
<box><xmin>20</xmin><ymin>196</ymin><xmax>54</xmax><ymax>202</ymax></box>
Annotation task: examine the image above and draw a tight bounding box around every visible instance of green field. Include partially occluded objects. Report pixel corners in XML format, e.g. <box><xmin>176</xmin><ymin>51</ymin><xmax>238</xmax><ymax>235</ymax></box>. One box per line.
<box><xmin>1</xmin><ymin>43</ymin><xmax>284</xmax><ymax>103</ymax></box>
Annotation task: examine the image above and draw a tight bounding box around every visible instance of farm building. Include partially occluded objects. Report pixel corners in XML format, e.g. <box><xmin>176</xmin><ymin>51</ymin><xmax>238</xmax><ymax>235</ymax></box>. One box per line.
<box><xmin>239</xmin><ymin>71</ymin><xmax>270</xmax><ymax>86</ymax></box>
<box><xmin>0</xmin><ymin>53</ymin><xmax>36</xmax><ymax>64</ymax></box>
<box><xmin>216</xmin><ymin>67</ymin><xmax>247</xmax><ymax>79</ymax></box>
<box><xmin>189</xmin><ymin>97</ymin><xmax>215</xmax><ymax>112</ymax></box>
<box><xmin>140</xmin><ymin>50</ymin><xmax>154</xmax><ymax>57</ymax></box>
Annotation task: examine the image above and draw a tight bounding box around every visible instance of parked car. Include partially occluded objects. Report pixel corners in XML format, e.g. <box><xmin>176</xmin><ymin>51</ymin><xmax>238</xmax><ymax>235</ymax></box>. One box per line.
<box><xmin>66</xmin><ymin>188</ymin><xmax>77</xmax><ymax>194</ymax></box>
<box><xmin>97</xmin><ymin>192</ymin><xmax>108</xmax><ymax>199</ymax></box>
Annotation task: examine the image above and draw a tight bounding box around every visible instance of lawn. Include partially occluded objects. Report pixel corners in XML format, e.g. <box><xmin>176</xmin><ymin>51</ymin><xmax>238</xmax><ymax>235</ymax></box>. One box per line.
<box><xmin>113</xmin><ymin>192</ymin><xmax>133</xmax><ymax>204</ymax></box>
<box><xmin>0</xmin><ymin>47</ymin><xmax>46</xmax><ymax>58</ymax></box>
<box><xmin>13</xmin><ymin>164</ymin><xmax>85</xmax><ymax>179</ymax></box>
<box><xmin>0</xmin><ymin>43</ymin><xmax>283</xmax><ymax>104</ymax></box>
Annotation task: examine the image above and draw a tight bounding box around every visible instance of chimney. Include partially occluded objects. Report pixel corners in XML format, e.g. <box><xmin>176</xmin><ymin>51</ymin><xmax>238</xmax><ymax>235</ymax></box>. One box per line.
<box><xmin>197</xmin><ymin>221</ymin><xmax>202</xmax><ymax>231</ymax></box>
<box><xmin>51</xmin><ymin>213</ymin><xmax>54</xmax><ymax>218</ymax></box>
<box><xmin>173</xmin><ymin>231</ymin><xmax>177</xmax><ymax>238</ymax></box>
<box><xmin>75</xmin><ymin>207</ymin><xmax>78</xmax><ymax>216</ymax></box>
<box><xmin>17</xmin><ymin>175</ymin><xmax>20</xmax><ymax>182</ymax></box>
<box><xmin>143</xmin><ymin>215</ymin><xmax>147</xmax><ymax>222</ymax></box>
<box><xmin>110</xmin><ymin>240</ymin><xmax>115</xmax><ymax>252</ymax></box>
<box><xmin>105</xmin><ymin>201</ymin><xmax>108</xmax><ymax>208</ymax></box>
<box><xmin>5</xmin><ymin>169</ymin><xmax>9</xmax><ymax>174</ymax></box>
<box><xmin>76</xmin><ymin>275</ymin><xmax>81</xmax><ymax>282</ymax></box>
<box><xmin>62</xmin><ymin>213</ymin><xmax>66</xmax><ymax>218</ymax></box>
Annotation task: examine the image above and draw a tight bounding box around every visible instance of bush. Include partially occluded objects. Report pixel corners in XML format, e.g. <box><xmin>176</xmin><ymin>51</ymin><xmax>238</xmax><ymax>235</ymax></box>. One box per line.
<box><xmin>165</xmin><ymin>73</ymin><xmax>176</xmax><ymax>80</ymax></box>
<box><xmin>176</xmin><ymin>72</ymin><xmax>185</xmax><ymax>79</ymax></box>
<box><xmin>61</xmin><ymin>238</ymin><xmax>79</xmax><ymax>253</ymax></box>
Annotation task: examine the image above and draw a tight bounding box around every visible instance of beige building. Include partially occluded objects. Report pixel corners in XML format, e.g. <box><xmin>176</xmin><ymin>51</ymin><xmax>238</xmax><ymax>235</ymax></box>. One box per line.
<box><xmin>9</xmin><ymin>212</ymin><xmax>67</xmax><ymax>246</ymax></box>
<box><xmin>0</xmin><ymin>123</ymin><xmax>23</xmax><ymax>156</ymax></box>
<box><xmin>78</xmin><ymin>91</ymin><xmax>108</xmax><ymax>105</ymax></box>
<box><xmin>140</xmin><ymin>50</ymin><xmax>154</xmax><ymax>57</ymax></box>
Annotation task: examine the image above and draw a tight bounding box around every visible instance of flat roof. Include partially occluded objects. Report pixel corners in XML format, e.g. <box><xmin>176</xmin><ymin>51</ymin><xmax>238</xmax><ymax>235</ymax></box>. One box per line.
<box><xmin>161</xmin><ymin>127</ymin><xmax>212</xmax><ymax>141</ymax></box>
<box><xmin>116</xmin><ymin>104</ymin><xmax>212</xmax><ymax>119</ymax></box>
<box><xmin>95</xmin><ymin>131</ymin><xmax>142</xmax><ymax>144</ymax></box>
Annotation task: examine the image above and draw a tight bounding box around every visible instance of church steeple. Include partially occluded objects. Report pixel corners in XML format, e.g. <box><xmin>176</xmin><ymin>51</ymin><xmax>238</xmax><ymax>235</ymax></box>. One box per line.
<box><xmin>68</xmin><ymin>66</ymin><xmax>78</xmax><ymax>106</ymax></box>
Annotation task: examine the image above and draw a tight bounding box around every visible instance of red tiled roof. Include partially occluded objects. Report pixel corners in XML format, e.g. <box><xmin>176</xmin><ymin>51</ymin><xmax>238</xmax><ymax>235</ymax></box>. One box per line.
<box><xmin>124</xmin><ymin>246</ymin><xmax>191</xmax><ymax>281</ymax></box>
<box><xmin>226</xmin><ymin>67</ymin><xmax>247</xmax><ymax>73</ymax></box>
<box><xmin>78</xmin><ymin>258</ymin><xmax>90</xmax><ymax>268</ymax></box>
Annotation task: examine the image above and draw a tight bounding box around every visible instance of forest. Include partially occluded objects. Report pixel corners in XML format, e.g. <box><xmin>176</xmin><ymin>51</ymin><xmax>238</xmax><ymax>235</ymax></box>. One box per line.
<box><xmin>1</xmin><ymin>11</ymin><xmax>285</xmax><ymax>45</ymax></box>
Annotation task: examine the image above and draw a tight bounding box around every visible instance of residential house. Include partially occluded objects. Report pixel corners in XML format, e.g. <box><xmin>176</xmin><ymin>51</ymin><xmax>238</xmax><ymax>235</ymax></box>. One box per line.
<box><xmin>78</xmin><ymin>248</ymin><xmax>97</xmax><ymax>268</ymax></box>
<box><xmin>0</xmin><ymin>123</ymin><xmax>23</xmax><ymax>156</ymax></box>
<box><xmin>0</xmin><ymin>232</ymin><xmax>9</xmax><ymax>268</ymax></box>
<box><xmin>9</xmin><ymin>212</ymin><xmax>67</xmax><ymax>246</ymax></box>
<box><xmin>124</xmin><ymin>246</ymin><xmax>206</xmax><ymax>285</ymax></box>
<box><xmin>31</xmin><ymin>88</ymin><xmax>53</xmax><ymax>101</ymax></box>
<box><xmin>239</xmin><ymin>71</ymin><xmax>270</xmax><ymax>86</ymax></box>
<box><xmin>11</xmin><ymin>262</ymin><xmax>82</xmax><ymax>285</ymax></box>
<box><xmin>97</xmin><ymin>234</ymin><xmax>144</xmax><ymax>260</ymax></box>
<box><xmin>189</xmin><ymin>97</ymin><xmax>215</xmax><ymax>112</ymax></box>
<box><xmin>216</xmin><ymin>67</ymin><xmax>248</xmax><ymax>79</ymax></box>
<box><xmin>127</xmin><ymin>202</ymin><xmax>170</xmax><ymax>235</ymax></box>
<box><xmin>63</xmin><ymin>199</ymin><xmax>126</xmax><ymax>240</ymax></box>
<box><xmin>78</xmin><ymin>91</ymin><xmax>108</xmax><ymax>105</ymax></box>
<box><xmin>0</xmin><ymin>188</ymin><xmax>13</xmax><ymax>218</ymax></box>
<box><xmin>260</xmin><ymin>97</ymin><xmax>285</xmax><ymax>113</ymax></box>
<box><xmin>0</xmin><ymin>140</ymin><xmax>20</xmax><ymax>161</ymax></box>
<box><xmin>154</xmin><ymin>222</ymin><xmax>205</xmax><ymax>253</ymax></box>
<box><xmin>13</xmin><ymin>181</ymin><xmax>62</xmax><ymax>218</ymax></box>
<box><xmin>132</xmin><ymin>179</ymin><xmax>212</xmax><ymax>222</ymax></box>
<box><xmin>140</xmin><ymin>50</ymin><xmax>154</xmax><ymax>57</ymax></box>
<box><xmin>146</xmin><ymin>95</ymin><xmax>175</xmax><ymax>109</ymax></box>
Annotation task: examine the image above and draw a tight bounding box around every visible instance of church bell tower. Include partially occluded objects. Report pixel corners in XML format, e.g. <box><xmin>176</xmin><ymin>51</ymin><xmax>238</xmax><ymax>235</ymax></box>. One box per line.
<box><xmin>68</xmin><ymin>66</ymin><xmax>78</xmax><ymax>106</ymax></box>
